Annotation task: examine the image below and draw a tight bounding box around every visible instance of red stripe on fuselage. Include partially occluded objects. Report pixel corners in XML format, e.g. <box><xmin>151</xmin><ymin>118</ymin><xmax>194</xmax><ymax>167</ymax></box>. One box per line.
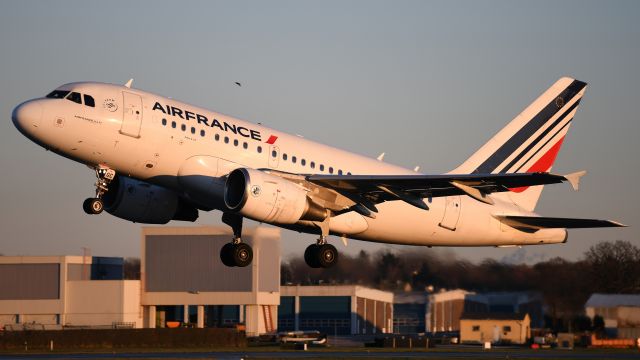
<box><xmin>266</xmin><ymin>135</ymin><xmax>278</xmax><ymax>144</ymax></box>
<box><xmin>510</xmin><ymin>136</ymin><xmax>566</xmax><ymax>193</ymax></box>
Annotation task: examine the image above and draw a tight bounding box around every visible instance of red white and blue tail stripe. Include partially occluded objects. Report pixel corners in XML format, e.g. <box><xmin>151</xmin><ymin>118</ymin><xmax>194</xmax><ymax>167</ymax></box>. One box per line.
<box><xmin>451</xmin><ymin>77</ymin><xmax>587</xmax><ymax>211</ymax></box>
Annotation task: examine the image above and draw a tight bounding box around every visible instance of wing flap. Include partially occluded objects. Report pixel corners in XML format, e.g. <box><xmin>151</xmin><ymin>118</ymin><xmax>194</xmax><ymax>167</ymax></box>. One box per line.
<box><xmin>494</xmin><ymin>215</ymin><xmax>627</xmax><ymax>230</ymax></box>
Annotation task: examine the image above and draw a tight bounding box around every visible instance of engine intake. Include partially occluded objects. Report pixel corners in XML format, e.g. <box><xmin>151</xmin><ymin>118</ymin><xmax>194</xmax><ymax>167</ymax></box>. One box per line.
<box><xmin>103</xmin><ymin>176</ymin><xmax>198</xmax><ymax>224</ymax></box>
<box><xmin>224</xmin><ymin>168</ymin><xmax>327</xmax><ymax>224</ymax></box>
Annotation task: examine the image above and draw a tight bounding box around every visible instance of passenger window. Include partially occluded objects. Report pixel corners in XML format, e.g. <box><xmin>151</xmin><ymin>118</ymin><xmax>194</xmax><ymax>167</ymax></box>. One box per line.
<box><xmin>215</xmin><ymin>134</ymin><xmax>220</xmax><ymax>141</ymax></box>
<box><xmin>292</xmin><ymin>156</ymin><xmax>297</xmax><ymax>164</ymax></box>
<box><xmin>171</xmin><ymin>121</ymin><xmax>176</xmax><ymax>129</ymax></box>
<box><xmin>161</xmin><ymin>119</ymin><xmax>167</xmax><ymax>126</ymax></box>
<box><xmin>347</xmin><ymin>172</ymin><xmax>352</xmax><ymax>175</ymax></box>
<box><xmin>310</xmin><ymin>162</ymin><xmax>315</xmax><ymax>169</ymax></box>
<box><xmin>66</xmin><ymin>92</ymin><xmax>82</xmax><ymax>104</ymax></box>
<box><xmin>200</xmin><ymin>129</ymin><xmax>205</xmax><ymax>137</ymax></box>
<box><xmin>191</xmin><ymin>127</ymin><xmax>196</xmax><ymax>134</ymax></box>
<box><xmin>320</xmin><ymin>164</ymin><xmax>325</xmax><ymax>171</ymax></box>
<box><xmin>329</xmin><ymin>167</ymin><xmax>334</xmax><ymax>174</ymax></box>
<box><xmin>338</xmin><ymin>170</ymin><xmax>343</xmax><ymax>175</ymax></box>
<box><xmin>224</xmin><ymin>136</ymin><xmax>229</xmax><ymax>144</ymax></box>
<box><xmin>243</xmin><ymin>142</ymin><xmax>248</xmax><ymax>149</ymax></box>
<box><xmin>233</xmin><ymin>139</ymin><xmax>239</xmax><ymax>146</ymax></box>
<box><xmin>181</xmin><ymin>124</ymin><xmax>186</xmax><ymax>131</ymax></box>
<box><xmin>271</xmin><ymin>150</ymin><xmax>277</xmax><ymax>157</ymax></box>
<box><xmin>257</xmin><ymin>146</ymin><xmax>262</xmax><ymax>153</ymax></box>
<box><xmin>46</xmin><ymin>90</ymin><xmax>70</xmax><ymax>99</ymax></box>
<box><xmin>283</xmin><ymin>154</ymin><xmax>288</xmax><ymax>161</ymax></box>
<box><xmin>301</xmin><ymin>159</ymin><xmax>306</xmax><ymax>166</ymax></box>
<box><xmin>84</xmin><ymin>95</ymin><xmax>95</xmax><ymax>107</ymax></box>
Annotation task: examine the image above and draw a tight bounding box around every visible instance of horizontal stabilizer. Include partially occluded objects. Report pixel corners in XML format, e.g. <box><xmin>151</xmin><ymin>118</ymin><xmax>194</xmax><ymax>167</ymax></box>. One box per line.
<box><xmin>494</xmin><ymin>215</ymin><xmax>627</xmax><ymax>230</ymax></box>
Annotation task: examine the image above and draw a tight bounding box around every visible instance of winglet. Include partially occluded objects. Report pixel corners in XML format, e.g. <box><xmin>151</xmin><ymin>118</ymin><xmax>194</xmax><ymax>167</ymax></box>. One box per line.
<box><xmin>565</xmin><ymin>170</ymin><xmax>587</xmax><ymax>191</ymax></box>
<box><xmin>377</xmin><ymin>152</ymin><xmax>385</xmax><ymax>161</ymax></box>
<box><xmin>124</xmin><ymin>78</ymin><xmax>134</xmax><ymax>88</ymax></box>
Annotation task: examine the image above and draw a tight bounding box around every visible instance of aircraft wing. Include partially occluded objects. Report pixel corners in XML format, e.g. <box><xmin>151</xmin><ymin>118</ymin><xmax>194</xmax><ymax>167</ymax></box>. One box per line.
<box><xmin>493</xmin><ymin>215</ymin><xmax>627</xmax><ymax>230</ymax></box>
<box><xmin>305</xmin><ymin>172</ymin><xmax>574</xmax><ymax>216</ymax></box>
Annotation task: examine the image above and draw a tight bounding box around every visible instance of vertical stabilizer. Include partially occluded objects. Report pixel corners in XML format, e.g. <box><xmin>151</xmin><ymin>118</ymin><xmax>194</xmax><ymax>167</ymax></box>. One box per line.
<box><xmin>450</xmin><ymin>77</ymin><xmax>587</xmax><ymax>211</ymax></box>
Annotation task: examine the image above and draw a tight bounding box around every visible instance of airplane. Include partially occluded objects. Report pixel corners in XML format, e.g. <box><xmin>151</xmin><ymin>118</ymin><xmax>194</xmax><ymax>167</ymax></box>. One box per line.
<box><xmin>12</xmin><ymin>77</ymin><xmax>625</xmax><ymax>268</ymax></box>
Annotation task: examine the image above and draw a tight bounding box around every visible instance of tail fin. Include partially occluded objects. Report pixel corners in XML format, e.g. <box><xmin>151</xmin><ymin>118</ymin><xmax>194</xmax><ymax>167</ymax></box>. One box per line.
<box><xmin>451</xmin><ymin>77</ymin><xmax>588</xmax><ymax>211</ymax></box>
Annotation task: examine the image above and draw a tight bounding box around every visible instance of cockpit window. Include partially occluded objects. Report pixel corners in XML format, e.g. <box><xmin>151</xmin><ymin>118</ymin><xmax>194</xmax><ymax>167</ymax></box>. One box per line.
<box><xmin>46</xmin><ymin>90</ymin><xmax>70</xmax><ymax>99</ymax></box>
<box><xmin>84</xmin><ymin>94</ymin><xmax>95</xmax><ymax>107</ymax></box>
<box><xmin>66</xmin><ymin>92</ymin><xmax>82</xmax><ymax>104</ymax></box>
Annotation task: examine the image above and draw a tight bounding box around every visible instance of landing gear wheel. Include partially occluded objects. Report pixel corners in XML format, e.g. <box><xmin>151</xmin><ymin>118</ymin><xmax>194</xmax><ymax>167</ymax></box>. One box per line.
<box><xmin>232</xmin><ymin>243</ymin><xmax>253</xmax><ymax>267</ymax></box>
<box><xmin>220</xmin><ymin>243</ymin><xmax>236</xmax><ymax>267</ymax></box>
<box><xmin>304</xmin><ymin>245</ymin><xmax>320</xmax><ymax>268</ymax></box>
<box><xmin>317</xmin><ymin>244</ymin><xmax>338</xmax><ymax>268</ymax></box>
<box><xmin>83</xmin><ymin>198</ymin><xmax>103</xmax><ymax>215</ymax></box>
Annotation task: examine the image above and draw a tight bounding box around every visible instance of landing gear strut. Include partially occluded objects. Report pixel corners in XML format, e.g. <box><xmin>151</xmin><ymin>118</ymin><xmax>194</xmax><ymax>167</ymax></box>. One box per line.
<box><xmin>304</xmin><ymin>219</ymin><xmax>339</xmax><ymax>268</ymax></box>
<box><xmin>83</xmin><ymin>166</ymin><xmax>116</xmax><ymax>215</ymax></box>
<box><xmin>220</xmin><ymin>213</ymin><xmax>253</xmax><ymax>267</ymax></box>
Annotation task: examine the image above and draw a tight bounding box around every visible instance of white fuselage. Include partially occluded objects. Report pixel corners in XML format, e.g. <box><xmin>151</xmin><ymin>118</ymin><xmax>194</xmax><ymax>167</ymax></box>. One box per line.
<box><xmin>13</xmin><ymin>82</ymin><xmax>567</xmax><ymax>247</ymax></box>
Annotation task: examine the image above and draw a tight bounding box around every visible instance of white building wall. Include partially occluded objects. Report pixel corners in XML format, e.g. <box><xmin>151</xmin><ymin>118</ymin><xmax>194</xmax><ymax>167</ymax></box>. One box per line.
<box><xmin>65</xmin><ymin>280</ymin><xmax>141</xmax><ymax>328</ymax></box>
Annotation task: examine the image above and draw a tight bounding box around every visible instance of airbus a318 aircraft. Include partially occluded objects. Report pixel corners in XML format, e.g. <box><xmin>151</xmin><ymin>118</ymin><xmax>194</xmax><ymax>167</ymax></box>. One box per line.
<box><xmin>12</xmin><ymin>77</ymin><xmax>624</xmax><ymax>268</ymax></box>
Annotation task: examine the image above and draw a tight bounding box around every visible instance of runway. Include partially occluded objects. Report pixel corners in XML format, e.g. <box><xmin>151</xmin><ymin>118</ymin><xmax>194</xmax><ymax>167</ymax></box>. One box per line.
<box><xmin>2</xmin><ymin>349</ymin><xmax>640</xmax><ymax>360</ymax></box>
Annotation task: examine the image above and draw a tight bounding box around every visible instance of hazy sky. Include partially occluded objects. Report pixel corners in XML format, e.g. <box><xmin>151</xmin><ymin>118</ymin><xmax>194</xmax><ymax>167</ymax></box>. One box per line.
<box><xmin>0</xmin><ymin>0</ymin><xmax>638</xmax><ymax>263</ymax></box>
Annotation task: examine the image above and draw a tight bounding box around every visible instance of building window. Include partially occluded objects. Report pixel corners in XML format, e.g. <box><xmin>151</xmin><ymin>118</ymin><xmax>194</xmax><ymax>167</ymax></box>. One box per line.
<box><xmin>503</xmin><ymin>325</ymin><xmax>511</xmax><ymax>332</ymax></box>
<box><xmin>472</xmin><ymin>325</ymin><xmax>480</xmax><ymax>332</ymax></box>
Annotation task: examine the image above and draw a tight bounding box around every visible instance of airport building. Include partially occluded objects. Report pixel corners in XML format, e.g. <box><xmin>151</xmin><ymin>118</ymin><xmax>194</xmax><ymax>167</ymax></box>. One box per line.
<box><xmin>0</xmin><ymin>255</ymin><xmax>140</xmax><ymax>329</ymax></box>
<box><xmin>585</xmin><ymin>293</ymin><xmax>640</xmax><ymax>338</ymax></box>
<box><xmin>459</xmin><ymin>312</ymin><xmax>531</xmax><ymax>345</ymax></box>
<box><xmin>140</xmin><ymin>226</ymin><xmax>281</xmax><ymax>336</ymax></box>
<box><xmin>279</xmin><ymin>285</ymin><xmax>394</xmax><ymax>335</ymax></box>
<box><xmin>393</xmin><ymin>291</ymin><xmax>428</xmax><ymax>334</ymax></box>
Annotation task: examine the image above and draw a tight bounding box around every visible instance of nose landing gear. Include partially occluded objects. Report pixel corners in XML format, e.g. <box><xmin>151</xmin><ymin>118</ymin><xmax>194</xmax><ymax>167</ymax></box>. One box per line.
<box><xmin>220</xmin><ymin>213</ymin><xmax>253</xmax><ymax>267</ymax></box>
<box><xmin>83</xmin><ymin>166</ymin><xmax>116</xmax><ymax>215</ymax></box>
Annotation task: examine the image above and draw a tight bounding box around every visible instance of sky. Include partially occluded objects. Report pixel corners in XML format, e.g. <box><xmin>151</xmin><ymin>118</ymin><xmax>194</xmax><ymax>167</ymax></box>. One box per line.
<box><xmin>0</xmin><ymin>0</ymin><xmax>638</xmax><ymax>264</ymax></box>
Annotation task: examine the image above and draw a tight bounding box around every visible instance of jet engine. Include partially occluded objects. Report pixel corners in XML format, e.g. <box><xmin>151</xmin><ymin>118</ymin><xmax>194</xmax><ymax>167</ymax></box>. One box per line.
<box><xmin>103</xmin><ymin>176</ymin><xmax>198</xmax><ymax>224</ymax></box>
<box><xmin>224</xmin><ymin>168</ymin><xmax>328</xmax><ymax>224</ymax></box>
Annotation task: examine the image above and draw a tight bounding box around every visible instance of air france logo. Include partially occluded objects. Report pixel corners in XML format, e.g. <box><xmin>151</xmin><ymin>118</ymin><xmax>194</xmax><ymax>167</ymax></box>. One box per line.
<box><xmin>251</xmin><ymin>185</ymin><xmax>261</xmax><ymax>197</ymax></box>
<box><xmin>153</xmin><ymin>102</ymin><xmax>273</xmax><ymax>142</ymax></box>
<box><xmin>103</xmin><ymin>98</ymin><xmax>118</xmax><ymax>112</ymax></box>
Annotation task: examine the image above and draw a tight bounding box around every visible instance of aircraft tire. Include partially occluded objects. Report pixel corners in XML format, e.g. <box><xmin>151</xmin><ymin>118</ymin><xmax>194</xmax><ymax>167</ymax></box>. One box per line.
<box><xmin>83</xmin><ymin>198</ymin><xmax>103</xmax><ymax>214</ymax></box>
<box><xmin>317</xmin><ymin>244</ymin><xmax>339</xmax><ymax>268</ymax></box>
<box><xmin>220</xmin><ymin>243</ymin><xmax>236</xmax><ymax>267</ymax></box>
<box><xmin>232</xmin><ymin>243</ymin><xmax>253</xmax><ymax>267</ymax></box>
<box><xmin>304</xmin><ymin>244</ymin><xmax>320</xmax><ymax>268</ymax></box>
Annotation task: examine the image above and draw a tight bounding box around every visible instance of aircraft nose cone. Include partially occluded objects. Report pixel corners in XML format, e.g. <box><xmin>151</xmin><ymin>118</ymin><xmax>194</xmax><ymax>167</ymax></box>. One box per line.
<box><xmin>12</xmin><ymin>100</ymin><xmax>43</xmax><ymax>134</ymax></box>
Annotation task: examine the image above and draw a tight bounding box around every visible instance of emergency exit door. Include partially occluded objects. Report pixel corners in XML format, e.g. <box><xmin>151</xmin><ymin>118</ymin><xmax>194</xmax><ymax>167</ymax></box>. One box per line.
<box><xmin>120</xmin><ymin>92</ymin><xmax>143</xmax><ymax>138</ymax></box>
<box><xmin>439</xmin><ymin>196</ymin><xmax>461</xmax><ymax>231</ymax></box>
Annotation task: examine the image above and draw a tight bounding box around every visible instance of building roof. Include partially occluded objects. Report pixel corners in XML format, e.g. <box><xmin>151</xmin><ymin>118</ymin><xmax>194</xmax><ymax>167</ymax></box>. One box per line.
<box><xmin>460</xmin><ymin>312</ymin><xmax>528</xmax><ymax>321</ymax></box>
<box><xmin>585</xmin><ymin>294</ymin><xmax>640</xmax><ymax>308</ymax></box>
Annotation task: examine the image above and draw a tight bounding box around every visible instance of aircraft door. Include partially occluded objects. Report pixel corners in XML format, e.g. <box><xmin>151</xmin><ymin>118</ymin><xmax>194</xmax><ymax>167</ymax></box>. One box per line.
<box><xmin>268</xmin><ymin>145</ymin><xmax>279</xmax><ymax>168</ymax></box>
<box><xmin>439</xmin><ymin>196</ymin><xmax>461</xmax><ymax>231</ymax></box>
<box><xmin>120</xmin><ymin>92</ymin><xmax>143</xmax><ymax>138</ymax></box>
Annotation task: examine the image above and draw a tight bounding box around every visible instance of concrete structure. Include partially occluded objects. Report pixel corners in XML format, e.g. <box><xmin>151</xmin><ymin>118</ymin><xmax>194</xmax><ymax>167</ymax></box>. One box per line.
<box><xmin>393</xmin><ymin>291</ymin><xmax>428</xmax><ymax>334</ymax></box>
<box><xmin>460</xmin><ymin>313</ymin><xmax>531</xmax><ymax>345</ymax></box>
<box><xmin>427</xmin><ymin>289</ymin><xmax>543</xmax><ymax>333</ymax></box>
<box><xmin>585</xmin><ymin>294</ymin><xmax>640</xmax><ymax>338</ymax></box>
<box><xmin>0</xmin><ymin>256</ymin><xmax>140</xmax><ymax>329</ymax></box>
<box><xmin>141</xmin><ymin>226</ymin><xmax>280</xmax><ymax>336</ymax></box>
<box><xmin>279</xmin><ymin>285</ymin><xmax>393</xmax><ymax>335</ymax></box>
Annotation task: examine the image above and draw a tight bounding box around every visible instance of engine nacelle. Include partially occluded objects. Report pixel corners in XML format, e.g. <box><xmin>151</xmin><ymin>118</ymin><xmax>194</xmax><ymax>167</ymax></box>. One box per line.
<box><xmin>103</xmin><ymin>176</ymin><xmax>198</xmax><ymax>224</ymax></box>
<box><xmin>224</xmin><ymin>168</ymin><xmax>328</xmax><ymax>224</ymax></box>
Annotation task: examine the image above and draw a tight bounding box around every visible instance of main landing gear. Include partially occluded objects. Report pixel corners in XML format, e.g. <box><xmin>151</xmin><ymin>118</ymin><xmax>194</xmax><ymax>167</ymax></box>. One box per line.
<box><xmin>83</xmin><ymin>166</ymin><xmax>116</xmax><ymax>215</ymax></box>
<box><xmin>304</xmin><ymin>220</ymin><xmax>339</xmax><ymax>268</ymax></box>
<box><xmin>220</xmin><ymin>213</ymin><xmax>253</xmax><ymax>267</ymax></box>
